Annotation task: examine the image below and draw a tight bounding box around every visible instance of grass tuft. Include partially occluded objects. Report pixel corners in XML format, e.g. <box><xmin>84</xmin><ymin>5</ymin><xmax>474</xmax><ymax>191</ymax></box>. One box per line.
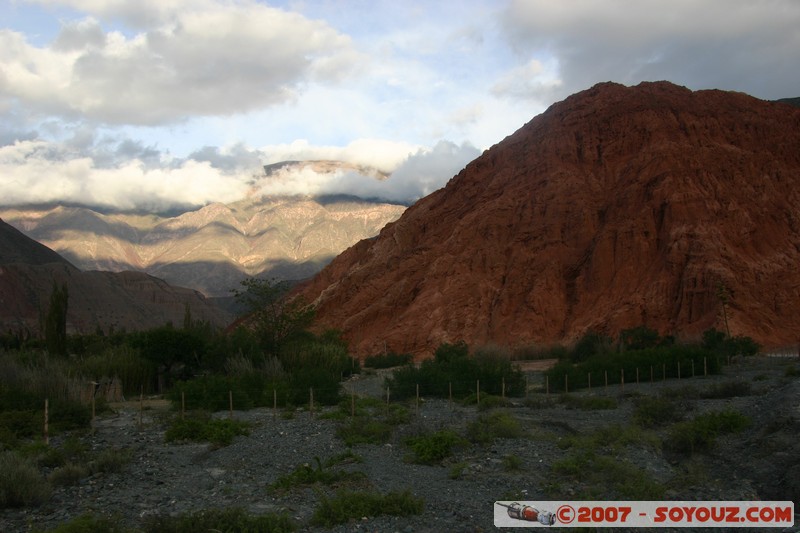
<box><xmin>310</xmin><ymin>490</ymin><xmax>423</xmax><ymax>527</ymax></box>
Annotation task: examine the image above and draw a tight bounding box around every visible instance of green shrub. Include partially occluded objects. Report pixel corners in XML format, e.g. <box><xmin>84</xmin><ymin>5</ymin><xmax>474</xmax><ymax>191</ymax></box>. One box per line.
<box><xmin>448</xmin><ymin>461</ymin><xmax>468</xmax><ymax>479</ymax></box>
<box><xmin>633</xmin><ymin>396</ymin><xmax>685</xmax><ymax>428</ymax></box>
<box><xmin>363</xmin><ymin>352</ymin><xmax>413</xmax><ymax>369</ymax></box>
<box><xmin>48</xmin><ymin>463</ymin><xmax>87</xmax><ymax>487</ymax></box>
<box><xmin>466</xmin><ymin>411</ymin><xmax>524</xmax><ymax>444</ymax></box>
<box><xmin>168</xmin><ymin>376</ymin><xmax>255</xmax><ymax>412</ymax></box>
<box><xmin>558</xmin><ymin>424</ymin><xmax>658</xmax><ymax>453</ymax></box>
<box><xmin>270</xmin><ymin>457</ymin><xmax>365</xmax><ymax>493</ymax></box>
<box><xmin>386</xmin><ymin>341</ymin><xmax>525</xmax><ymax>400</ymax></box>
<box><xmin>546</xmin><ymin>345</ymin><xmax>720</xmax><ymax>392</ymax></box>
<box><xmin>310</xmin><ymin>490</ymin><xmax>424</xmax><ymax>527</ymax></box>
<box><xmin>165</xmin><ymin>413</ymin><xmax>250</xmax><ymax>447</ymax></box>
<box><xmin>405</xmin><ymin>430</ymin><xmax>467</xmax><ymax>464</ymax></box>
<box><xmin>89</xmin><ymin>447</ymin><xmax>133</xmax><ymax>474</ymax></box>
<box><xmin>502</xmin><ymin>454</ymin><xmax>523</xmax><ymax>472</ymax></box>
<box><xmin>551</xmin><ymin>450</ymin><xmax>665</xmax><ymax>499</ymax></box>
<box><xmin>336</xmin><ymin>419</ymin><xmax>393</xmax><ymax>446</ymax></box>
<box><xmin>664</xmin><ymin>410</ymin><xmax>750</xmax><ymax>456</ymax></box>
<box><xmin>0</xmin><ymin>451</ymin><xmax>51</xmax><ymax>507</ymax></box>
<box><xmin>333</xmin><ymin>401</ymin><xmax>410</xmax><ymax>446</ymax></box>
<box><xmin>141</xmin><ymin>507</ymin><xmax>295</xmax><ymax>533</ymax></box>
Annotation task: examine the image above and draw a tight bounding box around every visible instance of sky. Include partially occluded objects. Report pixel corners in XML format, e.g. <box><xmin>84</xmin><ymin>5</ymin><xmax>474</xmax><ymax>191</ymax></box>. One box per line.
<box><xmin>1</xmin><ymin>0</ymin><xmax>798</xmax><ymax>211</ymax></box>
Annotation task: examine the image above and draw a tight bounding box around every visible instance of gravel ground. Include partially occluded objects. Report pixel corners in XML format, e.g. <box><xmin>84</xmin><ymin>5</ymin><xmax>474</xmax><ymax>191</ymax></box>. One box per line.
<box><xmin>1</xmin><ymin>356</ymin><xmax>799</xmax><ymax>533</ymax></box>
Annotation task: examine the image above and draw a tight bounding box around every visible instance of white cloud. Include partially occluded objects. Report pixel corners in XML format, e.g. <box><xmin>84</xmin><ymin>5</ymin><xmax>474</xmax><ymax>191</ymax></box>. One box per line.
<box><xmin>0</xmin><ymin>135</ymin><xmax>478</xmax><ymax>210</ymax></box>
<box><xmin>254</xmin><ymin>140</ymin><xmax>481</xmax><ymax>203</ymax></box>
<box><xmin>0</xmin><ymin>139</ymin><xmax>250</xmax><ymax>211</ymax></box>
<box><xmin>1</xmin><ymin>1</ymin><xmax>362</xmax><ymax>125</ymax></box>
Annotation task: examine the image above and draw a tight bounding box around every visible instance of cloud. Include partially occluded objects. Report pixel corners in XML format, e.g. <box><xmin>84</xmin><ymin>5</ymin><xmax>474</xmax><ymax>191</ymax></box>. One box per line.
<box><xmin>500</xmin><ymin>0</ymin><xmax>800</xmax><ymax>100</ymax></box>
<box><xmin>0</xmin><ymin>134</ymin><xmax>477</xmax><ymax>211</ymax></box>
<box><xmin>254</xmin><ymin>140</ymin><xmax>481</xmax><ymax>203</ymax></box>
<box><xmin>1</xmin><ymin>1</ymin><xmax>362</xmax><ymax>125</ymax></box>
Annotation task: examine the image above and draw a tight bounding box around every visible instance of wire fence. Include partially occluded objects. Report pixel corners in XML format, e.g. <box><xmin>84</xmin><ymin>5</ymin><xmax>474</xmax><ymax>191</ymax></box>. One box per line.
<box><xmin>27</xmin><ymin>351</ymin><xmax>799</xmax><ymax>441</ymax></box>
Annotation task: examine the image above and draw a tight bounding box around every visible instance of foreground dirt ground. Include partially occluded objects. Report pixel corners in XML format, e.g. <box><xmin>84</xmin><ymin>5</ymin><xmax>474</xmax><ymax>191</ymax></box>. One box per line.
<box><xmin>2</xmin><ymin>355</ymin><xmax>799</xmax><ymax>532</ymax></box>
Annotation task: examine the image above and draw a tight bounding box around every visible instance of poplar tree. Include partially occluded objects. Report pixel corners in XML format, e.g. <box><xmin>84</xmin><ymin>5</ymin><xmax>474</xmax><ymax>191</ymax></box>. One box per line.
<box><xmin>45</xmin><ymin>281</ymin><xmax>69</xmax><ymax>356</ymax></box>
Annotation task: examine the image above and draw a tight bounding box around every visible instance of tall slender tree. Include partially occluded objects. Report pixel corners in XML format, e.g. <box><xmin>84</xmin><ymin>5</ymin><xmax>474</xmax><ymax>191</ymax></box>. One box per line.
<box><xmin>45</xmin><ymin>281</ymin><xmax>69</xmax><ymax>356</ymax></box>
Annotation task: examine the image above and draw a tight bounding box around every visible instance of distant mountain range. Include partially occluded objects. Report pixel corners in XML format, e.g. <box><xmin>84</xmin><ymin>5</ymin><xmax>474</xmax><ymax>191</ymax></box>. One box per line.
<box><xmin>0</xmin><ymin>162</ymin><xmax>406</xmax><ymax>297</ymax></box>
<box><xmin>0</xmin><ymin>218</ymin><xmax>232</xmax><ymax>336</ymax></box>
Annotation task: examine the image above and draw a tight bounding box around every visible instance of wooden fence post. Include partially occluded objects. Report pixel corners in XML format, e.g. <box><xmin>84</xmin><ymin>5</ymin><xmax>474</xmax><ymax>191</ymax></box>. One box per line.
<box><xmin>309</xmin><ymin>388</ymin><xmax>314</xmax><ymax>417</ymax></box>
<box><xmin>501</xmin><ymin>377</ymin><xmax>506</xmax><ymax>400</ymax></box>
<box><xmin>181</xmin><ymin>391</ymin><xmax>186</xmax><ymax>420</ymax></box>
<box><xmin>620</xmin><ymin>368</ymin><xmax>624</xmax><ymax>391</ymax></box>
<box><xmin>44</xmin><ymin>399</ymin><xmax>49</xmax><ymax>445</ymax></box>
<box><xmin>588</xmin><ymin>373</ymin><xmax>591</xmax><ymax>391</ymax></box>
<box><xmin>229</xmin><ymin>390</ymin><xmax>233</xmax><ymax>419</ymax></box>
<box><xmin>448</xmin><ymin>382</ymin><xmax>453</xmax><ymax>409</ymax></box>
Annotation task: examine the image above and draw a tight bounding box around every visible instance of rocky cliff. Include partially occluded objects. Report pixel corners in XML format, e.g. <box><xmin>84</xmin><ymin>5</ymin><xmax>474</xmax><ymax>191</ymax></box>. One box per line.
<box><xmin>0</xmin><ymin>218</ymin><xmax>232</xmax><ymax>335</ymax></box>
<box><xmin>296</xmin><ymin>81</ymin><xmax>800</xmax><ymax>357</ymax></box>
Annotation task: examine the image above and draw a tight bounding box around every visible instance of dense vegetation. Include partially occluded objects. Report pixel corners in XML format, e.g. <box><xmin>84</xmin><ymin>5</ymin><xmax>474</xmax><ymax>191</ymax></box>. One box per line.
<box><xmin>544</xmin><ymin>326</ymin><xmax>759</xmax><ymax>392</ymax></box>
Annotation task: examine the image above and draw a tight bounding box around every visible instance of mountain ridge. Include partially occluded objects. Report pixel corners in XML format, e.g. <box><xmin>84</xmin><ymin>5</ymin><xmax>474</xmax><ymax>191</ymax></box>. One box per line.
<box><xmin>296</xmin><ymin>81</ymin><xmax>800</xmax><ymax>357</ymax></box>
<box><xmin>0</xmin><ymin>218</ymin><xmax>233</xmax><ymax>336</ymax></box>
<box><xmin>0</xmin><ymin>175</ymin><xmax>406</xmax><ymax>296</ymax></box>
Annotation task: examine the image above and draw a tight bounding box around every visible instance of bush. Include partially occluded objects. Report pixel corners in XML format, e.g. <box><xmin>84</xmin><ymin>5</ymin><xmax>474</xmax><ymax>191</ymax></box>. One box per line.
<box><xmin>386</xmin><ymin>342</ymin><xmax>525</xmax><ymax>400</ymax></box>
<box><xmin>141</xmin><ymin>507</ymin><xmax>295</xmax><ymax>533</ymax></box>
<box><xmin>48</xmin><ymin>463</ymin><xmax>87</xmax><ymax>487</ymax></box>
<box><xmin>270</xmin><ymin>457</ymin><xmax>364</xmax><ymax>493</ymax></box>
<box><xmin>502</xmin><ymin>454</ymin><xmax>523</xmax><ymax>472</ymax></box>
<box><xmin>633</xmin><ymin>396</ymin><xmax>685</xmax><ymax>428</ymax></box>
<box><xmin>0</xmin><ymin>451</ymin><xmax>51</xmax><ymax>508</ymax></box>
<box><xmin>405</xmin><ymin>430</ymin><xmax>467</xmax><ymax>464</ymax></box>
<box><xmin>546</xmin><ymin>345</ymin><xmax>720</xmax><ymax>392</ymax></box>
<box><xmin>169</xmin><ymin>375</ymin><xmax>256</xmax><ymax>412</ymax></box>
<box><xmin>165</xmin><ymin>413</ymin><xmax>250</xmax><ymax>447</ymax></box>
<box><xmin>466</xmin><ymin>411</ymin><xmax>524</xmax><ymax>444</ymax></box>
<box><xmin>551</xmin><ymin>451</ymin><xmax>665</xmax><ymax>499</ymax></box>
<box><xmin>336</xmin><ymin>419</ymin><xmax>393</xmax><ymax>446</ymax></box>
<box><xmin>664</xmin><ymin>410</ymin><xmax>750</xmax><ymax>456</ymax></box>
<box><xmin>89</xmin><ymin>447</ymin><xmax>133</xmax><ymax>474</ymax></box>
<box><xmin>310</xmin><ymin>490</ymin><xmax>424</xmax><ymax>527</ymax></box>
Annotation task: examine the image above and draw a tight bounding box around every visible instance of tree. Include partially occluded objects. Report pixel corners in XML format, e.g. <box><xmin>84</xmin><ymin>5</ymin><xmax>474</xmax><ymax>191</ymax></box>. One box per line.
<box><xmin>232</xmin><ymin>278</ymin><xmax>315</xmax><ymax>356</ymax></box>
<box><xmin>45</xmin><ymin>282</ymin><xmax>68</xmax><ymax>356</ymax></box>
<box><xmin>619</xmin><ymin>326</ymin><xmax>661</xmax><ymax>351</ymax></box>
<box><xmin>715</xmin><ymin>281</ymin><xmax>732</xmax><ymax>337</ymax></box>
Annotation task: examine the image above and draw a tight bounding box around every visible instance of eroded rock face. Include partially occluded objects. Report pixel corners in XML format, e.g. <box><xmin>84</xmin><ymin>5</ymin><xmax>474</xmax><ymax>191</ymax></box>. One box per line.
<box><xmin>296</xmin><ymin>81</ymin><xmax>800</xmax><ymax>358</ymax></box>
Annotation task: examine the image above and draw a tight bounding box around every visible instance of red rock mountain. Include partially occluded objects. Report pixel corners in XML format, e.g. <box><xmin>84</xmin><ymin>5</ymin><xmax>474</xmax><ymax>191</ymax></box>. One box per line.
<box><xmin>296</xmin><ymin>81</ymin><xmax>800</xmax><ymax>357</ymax></box>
